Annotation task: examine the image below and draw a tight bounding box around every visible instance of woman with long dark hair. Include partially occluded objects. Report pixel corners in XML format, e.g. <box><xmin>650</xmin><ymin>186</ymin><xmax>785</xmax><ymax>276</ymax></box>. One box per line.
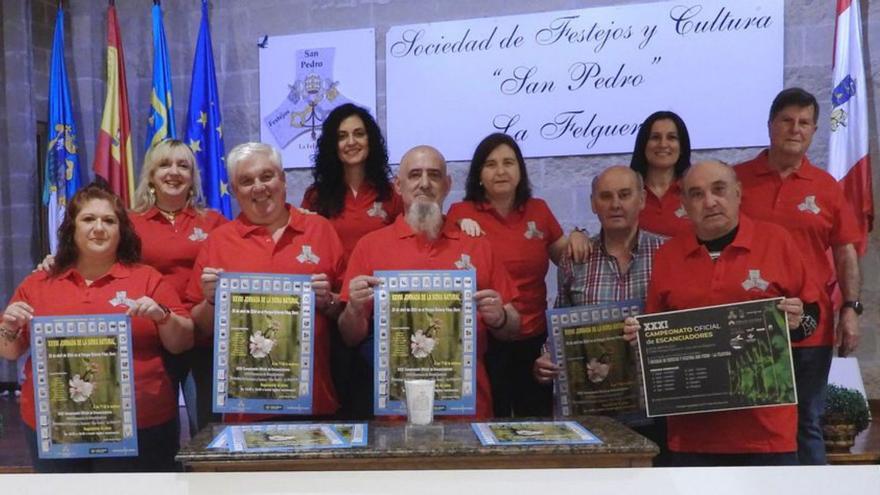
<box><xmin>629</xmin><ymin>111</ymin><xmax>693</xmax><ymax>236</ymax></box>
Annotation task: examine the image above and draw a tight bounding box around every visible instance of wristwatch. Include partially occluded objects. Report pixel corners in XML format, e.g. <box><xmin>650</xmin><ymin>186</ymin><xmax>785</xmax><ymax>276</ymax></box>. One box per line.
<box><xmin>842</xmin><ymin>300</ymin><xmax>863</xmax><ymax>316</ymax></box>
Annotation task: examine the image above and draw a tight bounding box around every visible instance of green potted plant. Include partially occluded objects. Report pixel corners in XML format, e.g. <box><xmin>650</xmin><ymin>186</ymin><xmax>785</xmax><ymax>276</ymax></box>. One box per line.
<box><xmin>822</xmin><ymin>384</ymin><xmax>871</xmax><ymax>453</ymax></box>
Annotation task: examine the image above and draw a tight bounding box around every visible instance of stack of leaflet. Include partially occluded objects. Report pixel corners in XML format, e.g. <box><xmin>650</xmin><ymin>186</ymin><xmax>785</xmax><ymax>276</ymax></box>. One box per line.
<box><xmin>471</xmin><ymin>421</ymin><xmax>602</xmax><ymax>446</ymax></box>
<box><xmin>207</xmin><ymin>423</ymin><xmax>368</xmax><ymax>453</ymax></box>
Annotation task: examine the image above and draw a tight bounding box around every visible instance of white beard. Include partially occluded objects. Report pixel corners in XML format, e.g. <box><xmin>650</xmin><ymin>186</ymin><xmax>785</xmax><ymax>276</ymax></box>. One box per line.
<box><xmin>405</xmin><ymin>201</ymin><xmax>443</xmax><ymax>241</ymax></box>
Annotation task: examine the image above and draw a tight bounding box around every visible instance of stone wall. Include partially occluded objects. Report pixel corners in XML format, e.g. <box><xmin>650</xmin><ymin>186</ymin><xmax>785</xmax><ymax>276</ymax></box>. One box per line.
<box><xmin>2</xmin><ymin>0</ymin><xmax>879</xmax><ymax>396</ymax></box>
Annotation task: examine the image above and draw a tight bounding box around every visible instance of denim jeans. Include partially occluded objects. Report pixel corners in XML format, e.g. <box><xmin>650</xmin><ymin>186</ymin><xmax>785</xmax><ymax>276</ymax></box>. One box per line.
<box><xmin>792</xmin><ymin>345</ymin><xmax>833</xmax><ymax>465</ymax></box>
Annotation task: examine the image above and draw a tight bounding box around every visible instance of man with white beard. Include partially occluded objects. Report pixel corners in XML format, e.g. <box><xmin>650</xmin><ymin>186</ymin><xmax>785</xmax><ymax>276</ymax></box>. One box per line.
<box><xmin>338</xmin><ymin>145</ymin><xmax>521</xmax><ymax>419</ymax></box>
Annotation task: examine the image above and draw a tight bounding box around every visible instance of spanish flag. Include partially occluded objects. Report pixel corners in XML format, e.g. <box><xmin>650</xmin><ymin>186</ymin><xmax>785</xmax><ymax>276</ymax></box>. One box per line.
<box><xmin>93</xmin><ymin>1</ymin><xmax>135</xmax><ymax>207</ymax></box>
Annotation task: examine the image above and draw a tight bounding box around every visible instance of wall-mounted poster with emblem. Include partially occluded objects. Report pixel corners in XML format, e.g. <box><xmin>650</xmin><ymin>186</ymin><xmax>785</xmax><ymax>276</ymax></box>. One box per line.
<box><xmin>635</xmin><ymin>297</ymin><xmax>796</xmax><ymax>417</ymax></box>
<box><xmin>30</xmin><ymin>314</ymin><xmax>137</xmax><ymax>459</ymax></box>
<box><xmin>373</xmin><ymin>270</ymin><xmax>477</xmax><ymax>416</ymax></box>
<box><xmin>213</xmin><ymin>272</ymin><xmax>315</xmax><ymax>414</ymax></box>
<box><xmin>259</xmin><ymin>28</ymin><xmax>376</xmax><ymax>169</ymax></box>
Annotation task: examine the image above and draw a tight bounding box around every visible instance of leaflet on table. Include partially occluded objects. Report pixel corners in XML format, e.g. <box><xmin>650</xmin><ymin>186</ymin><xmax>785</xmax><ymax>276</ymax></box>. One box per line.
<box><xmin>213</xmin><ymin>273</ymin><xmax>315</xmax><ymax>414</ymax></box>
<box><xmin>208</xmin><ymin>423</ymin><xmax>368</xmax><ymax>452</ymax></box>
<box><xmin>30</xmin><ymin>314</ymin><xmax>137</xmax><ymax>459</ymax></box>
<box><xmin>636</xmin><ymin>297</ymin><xmax>796</xmax><ymax>417</ymax></box>
<box><xmin>373</xmin><ymin>270</ymin><xmax>477</xmax><ymax>416</ymax></box>
<box><xmin>471</xmin><ymin>421</ymin><xmax>602</xmax><ymax>446</ymax></box>
<box><xmin>546</xmin><ymin>300</ymin><xmax>643</xmax><ymax>417</ymax></box>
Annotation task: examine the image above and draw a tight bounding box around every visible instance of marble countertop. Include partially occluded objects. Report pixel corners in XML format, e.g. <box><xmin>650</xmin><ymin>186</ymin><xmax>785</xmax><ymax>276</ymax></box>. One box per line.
<box><xmin>177</xmin><ymin>416</ymin><xmax>658</xmax><ymax>464</ymax></box>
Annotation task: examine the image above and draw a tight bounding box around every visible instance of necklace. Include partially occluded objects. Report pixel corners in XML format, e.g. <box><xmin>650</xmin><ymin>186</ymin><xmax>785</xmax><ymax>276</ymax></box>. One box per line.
<box><xmin>156</xmin><ymin>206</ymin><xmax>182</xmax><ymax>222</ymax></box>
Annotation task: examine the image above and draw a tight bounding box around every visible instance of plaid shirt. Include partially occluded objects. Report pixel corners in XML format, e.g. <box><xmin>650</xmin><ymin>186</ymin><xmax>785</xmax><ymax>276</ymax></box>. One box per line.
<box><xmin>556</xmin><ymin>229</ymin><xmax>666</xmax><ymax>308</ymax></box>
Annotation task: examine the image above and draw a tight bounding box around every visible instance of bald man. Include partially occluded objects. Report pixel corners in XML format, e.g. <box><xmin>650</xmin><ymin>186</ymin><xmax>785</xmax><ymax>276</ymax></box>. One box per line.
<box><xmin>338</xmin><ymin>145</ymin><xmax>520</xmax><ymax>419</ymax></box>
<box><xmin>624</xmin><ymin>160</ymin><xmax>821</xmax><ymax>466</ymax></box>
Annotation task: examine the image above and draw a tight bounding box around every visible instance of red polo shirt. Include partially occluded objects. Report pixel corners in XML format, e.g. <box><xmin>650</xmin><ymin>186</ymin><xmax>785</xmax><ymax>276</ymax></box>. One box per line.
<box><xmin>302</xmin><ymin>184</ymin><xmax>403</xmax><ymax>259</ymax></box>
<box><xmin>11</xmin><ymin>263</ymin><xmax>188</xmax><ymax>430</ymax></box>
<box><xmin>736</xmin><ymin>151</ymin><xmax>860</xmax><ymax>346</ymax></box>
<box><xmin>640</xmin><ymin>181</ymin><xmax>692</xmax><ymax>237</ymax></box>
<box><xmin>184</xmin><ymin>205</ymin><xmax>345</xmax><ymax>416</ymax></box>
<box><xmin>342</xmin><ymin>215</ymin><xmax>519</xmax><ymax>419</ymax></box>
<box><xmin>646</xmin><ymin>215</ymin><xmax>820</xmax><ymax>453</ymax></box>
<box><xmin>446</xmin><ymin>198</ymin><xmax>562</xmax><ymax>339</ymax></box>
<box><xmin>130</xmin><ymin>207</ymin><xmax>227</xmax><ymax>298</ymax></box>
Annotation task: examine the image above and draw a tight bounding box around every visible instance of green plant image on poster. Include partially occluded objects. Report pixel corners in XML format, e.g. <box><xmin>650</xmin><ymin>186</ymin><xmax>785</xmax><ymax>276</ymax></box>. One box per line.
<box><xmin>387</xmin><ymin>291</ymin><xmax>462</xmax><ymax>401</ymax></box>
<box><xmin>488</xmin><ymin>422</ymin><xmax>584</xmax><ymax>442</ymax></box>
<box><xmin>45</xmin><ymin>336</ymin><xmax>122</xmax><ymax>444</ymax></box>
<box><xmin>242</xmin><ymin>428</ymin><xmax>333</xmax><ymax>449</ymax></box>
<box><xmin>227</xmin><ymin>293</ymin><xmax>301</xmax><ymax>400</ymax></box>
<box><xmin>562</xmin><ymin>321</ymin><xmax>638</xmax><ymax>415</ymax></box>
<box><xmin>727</xmin><ymin>305</ymin><xmax>795</xmax><ymax>406</ymax></box>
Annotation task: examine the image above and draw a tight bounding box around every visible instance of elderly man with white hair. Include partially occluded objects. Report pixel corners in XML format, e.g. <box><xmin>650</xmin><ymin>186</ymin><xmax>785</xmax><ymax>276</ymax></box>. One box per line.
<box><xmin>185</xmin><ymin>142</ymin><xmax>346</xmax><ymax>420</ymax></box>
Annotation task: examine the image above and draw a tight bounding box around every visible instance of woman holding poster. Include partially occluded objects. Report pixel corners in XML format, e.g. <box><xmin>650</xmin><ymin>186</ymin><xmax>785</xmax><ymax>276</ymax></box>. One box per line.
<box><xmin>1</xmin><ymin>184</ymin><xmax>194</xmax><ymax>472</ymax></box>
<box><xmin>629</xmin><ymin>111</ymin><xmax>693</xmax><ymax>237</ymax></box>
<box><xmin>446</xmin><ymin>133</ymin><xmax>587</xmax><ymax>418</ymax></box>
<box><xmin>301</xmin><ymin>104</ymin><xmax>402</xmax><ymax>418</ymax></box>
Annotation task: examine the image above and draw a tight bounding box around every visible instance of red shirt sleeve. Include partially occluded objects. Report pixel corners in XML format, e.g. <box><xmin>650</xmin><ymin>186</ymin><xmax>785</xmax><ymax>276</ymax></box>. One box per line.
<box><xmin>829</xmin><ymin>186</ymin><xmax>861</xmax><ymax>246</ymax></box>
<box><xmin>539</xmin><ymin>199</ymin><xmax>564</xmax><ymax>244</ymax></box>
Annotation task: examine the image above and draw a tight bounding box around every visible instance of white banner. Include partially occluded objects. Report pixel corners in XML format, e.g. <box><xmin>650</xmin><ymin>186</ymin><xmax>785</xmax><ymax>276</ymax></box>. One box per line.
<box><xmin>386</xmin><ymin>0</ymin><xmax>783</xmax><ymax>163</ymax></box>
<box><xmin>259</xmin><ymin>28</ymin><xmax>376</xmax><ymax>169</ymax></box>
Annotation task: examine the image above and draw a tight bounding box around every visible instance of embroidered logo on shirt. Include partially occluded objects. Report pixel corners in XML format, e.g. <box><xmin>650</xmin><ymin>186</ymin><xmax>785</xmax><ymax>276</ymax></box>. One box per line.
<box><xmin>296</xmin><ymin>245</ymin><xmax>320</xmax><ymax>264</ymax></box>
<box><xmin>797</xmin><ymin>195</ymin><xmax>821</xmax><ymax>215</ymax></box>
<box><xmin>188</xmin><ymin>227</ymin><xmax>209</xmax><ymax>242</ymax></box>
<box><xmin>523</xmin><ymin>221</ymin><xmax>544</xmax><ymax>240</ymax></box>
<box><xmin>454</xmin><ymin>254</ymin><xmax>475</xmax><ymax>270</ymax></box>
<box><xmin>367</xmin><ymin>202</ymin><xmax>388</xmax><ymax>220</ymax></box>
<box><xmin>674</xmin><ymin>205</ymin><xmax>688</xmax><ymax>218</ymax></box>
<box><xmin>741</xmin><ymin>270</ymin><xmax>769</xmax><ymax>291</ymax></box>
<box><xmin>109</xmin><ymin>291</ymin><xmax>137</xmax><ymax>309</ymax></box>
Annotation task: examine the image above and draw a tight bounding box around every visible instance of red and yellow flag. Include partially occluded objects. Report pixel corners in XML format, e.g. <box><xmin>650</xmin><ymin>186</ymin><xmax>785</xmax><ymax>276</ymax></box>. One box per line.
<box><xmin>93</xmin><ymin>3</ymin><xmax>135</xmax><ymax>207</ymax></box>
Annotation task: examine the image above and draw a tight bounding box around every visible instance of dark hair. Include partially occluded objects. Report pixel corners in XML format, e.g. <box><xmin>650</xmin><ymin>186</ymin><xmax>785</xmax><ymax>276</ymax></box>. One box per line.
<box><xmin>309</xmin><ymin>104</ymin><xmax>392</xmax><ymax>218</ymax></box>
<box><xmin>629</xmin><ymin>111</ymin><xmax>692</xmax><ymax>180</ymax></box>
<box><xmin>769</xmin><ymin>87</ymin><xmax>818</xmax><ymax>123</ymax></box>
<box><xmin>52</xmin><ymin>183</ymin><xmax>141</xmax><ymax>275</ymax></box>
<box><xmin>464</xmin><ymin>133</ymin><xmax>532</xmax><ymax>209</ymax></box>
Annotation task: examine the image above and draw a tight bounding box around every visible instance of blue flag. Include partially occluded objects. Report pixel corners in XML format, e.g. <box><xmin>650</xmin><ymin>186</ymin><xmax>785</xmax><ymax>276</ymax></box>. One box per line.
<box><xmin>44</xmin><ymin>5</ymin><xmax>81</xmax><ymax>252</ymax></box>
<box><xmin>145</xmin><ymin>2</ymin><xmax>176</xmax><ymax>150</ymax></box>
<box><xmin>186</xmin><ymin>0</ymin><xmax>231</xmax><ymax>218</ymax></box>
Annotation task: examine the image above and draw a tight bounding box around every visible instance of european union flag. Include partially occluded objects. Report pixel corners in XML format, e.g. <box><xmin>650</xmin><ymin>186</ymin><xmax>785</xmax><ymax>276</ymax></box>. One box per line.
<box><xmin>44</xmin><ymin>5</ymin><xmax>81</xmax><ymax>252</ymax></box>
<box><xmin>145</xmin><ymin>1</ymin><xmax>176</xmax><ymax>150</ymax></box>
<box><xmin>186</xmin><ymin>0</ymin><xmax>231</xmax><ymax>218</ymax></box>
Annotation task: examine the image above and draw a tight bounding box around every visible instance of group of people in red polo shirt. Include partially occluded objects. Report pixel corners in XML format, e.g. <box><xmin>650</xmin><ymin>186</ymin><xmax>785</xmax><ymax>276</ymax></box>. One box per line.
<box><xmin>0</xmin><ymin>88</ymin><xmax>862</xmax><ymax>471</ymax></box>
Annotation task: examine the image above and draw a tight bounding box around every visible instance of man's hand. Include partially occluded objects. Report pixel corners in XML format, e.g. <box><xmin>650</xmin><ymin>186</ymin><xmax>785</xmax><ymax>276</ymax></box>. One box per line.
<box><xmin>200</xmin><ymin>267</ymin><xmax>224</xmax><ymax>302</ymax></box>
<box><xmin>777</xmin><ymin>298</ymin><xmax>804</xmax><ymax>330</ymax></box>
<box><xmin>474</xmin><ymin>289</ymin><xmax>505</xmax><ymax>328</ymax></box>
<box><xmin>533</xmin><ymin>351</ymin><xmax>561</xmax><ymax>384</ymax></box>
<box><xmin>347</xmin><ymin>275</ymin><xmax>381</xmax><ymax>316</ymax></box>
<box><xmin>311</xmin><ymin>273</ymin><xmax>333</xmax><ymax>310</ymax></box>
<box><xmin>836</xmin><ymin>308</ymin><xmax>860</xmax><ymax>357</ymax></box>
<box><xmin>567</xmin><ymin>230</ymin><xmax>592</xmax><ymax>264</ymax></box>
<box><xmin>623</xmin><ymin>316</ymin><xmax>640</xmax><ymax>346</ymax></box>
<box><xmin>458</xmin><ymin>218</ymin><xmax>485</xmax><ymax>237</ymax></box>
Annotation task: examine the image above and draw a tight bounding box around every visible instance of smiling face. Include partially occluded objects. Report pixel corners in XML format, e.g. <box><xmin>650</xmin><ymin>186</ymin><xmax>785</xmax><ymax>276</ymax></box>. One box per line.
<box><xmin>231</xmin><ymin>153</ymin><xmax>288</xmax><ymax>227</ymax></box>
<box><xmin>395</xmin><ymin>146</ymin><xmax>451</xmax><ymax>211</ymax></box>
<box><xmin>74</xmin><ymin>198</ymin><xmax>120</xmax><ymax>261</ymax></box>
<box><xmin>644</xmin><ymin>119</ymin><xmax>680</xmax><ymax>171</ymax></box>
<box><xmin>337</xmin><ymin>115</ymin><xmax>369</xmax><ymax>168</ymax></box>
<box><xmin>151</xmin><ymin>147</ymin><xmax>194</xmax><ymax>205</ymax></box>
<box><xmin>479</xmin><ymin>144</ymin><xmax>521</xmax><ymax>201</ymax></box>
<box><xmin>591</xmin><ymin>166</ymin><xmax>644</xmax><ymax>233</ymax></box>
<box><xmin>768</xmin><ymin>104</ymin><xmax>817</xmax><ymax>159</ymax></box>
<box><xmin>682</xmin><ymin>161</ymin><xmax>741</xmax><ymax>241</ymax></box>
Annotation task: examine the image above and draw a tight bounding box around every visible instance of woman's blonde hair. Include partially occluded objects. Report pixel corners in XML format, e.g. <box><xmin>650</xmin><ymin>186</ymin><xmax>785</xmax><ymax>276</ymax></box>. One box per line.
<box><xmin>132</xmin><ymin>139</ymin><xmax>206</xmax><ymax>213</ymax></box>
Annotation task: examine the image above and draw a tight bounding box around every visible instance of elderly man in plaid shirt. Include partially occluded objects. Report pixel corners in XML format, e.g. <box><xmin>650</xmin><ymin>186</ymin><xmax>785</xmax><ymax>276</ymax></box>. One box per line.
<box><xmin>533</xmin><ymin>165</ymin><xmax>668</xmax><ymax>461</ymax></box>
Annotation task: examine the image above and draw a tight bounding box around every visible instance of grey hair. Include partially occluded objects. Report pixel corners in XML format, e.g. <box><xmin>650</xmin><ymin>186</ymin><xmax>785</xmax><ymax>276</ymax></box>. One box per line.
<box><xmin>225</xmin><ymin>142</ymin><xmax>284</xmax><ymax>183</ymax></box>
<box><xmin>590</xmin><ymin>165</ymin><xmax>644</xmax><ymax>198</ymax></box>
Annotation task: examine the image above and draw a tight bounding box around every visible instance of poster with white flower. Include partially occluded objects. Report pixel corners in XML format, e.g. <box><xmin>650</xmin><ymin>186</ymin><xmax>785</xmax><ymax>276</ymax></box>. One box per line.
<box><xmin>373</xmin><ymin>270</ymin><xmax>477</xmax><ymax>416</ymax></box>
<box><xmin>213</xmin><ymin>272</ymin><xmax>315</xmax><ymax>414</ymax></box>
<box><xmin>546</xmin><ymin>300</ymin><xmax>643</xmax><ymax>418</ymax></box>
<box><xmin>30</xmin><ymin>314</ymin><xmax>137</xmax><ymax>459</ymax></box>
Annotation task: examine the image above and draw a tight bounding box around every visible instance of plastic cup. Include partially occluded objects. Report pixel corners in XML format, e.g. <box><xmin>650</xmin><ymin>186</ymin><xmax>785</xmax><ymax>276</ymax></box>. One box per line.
<box><xmin>404</xmin><ymin>379</ymin><xmax>435</xmax><ymax>425</ymax></box>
